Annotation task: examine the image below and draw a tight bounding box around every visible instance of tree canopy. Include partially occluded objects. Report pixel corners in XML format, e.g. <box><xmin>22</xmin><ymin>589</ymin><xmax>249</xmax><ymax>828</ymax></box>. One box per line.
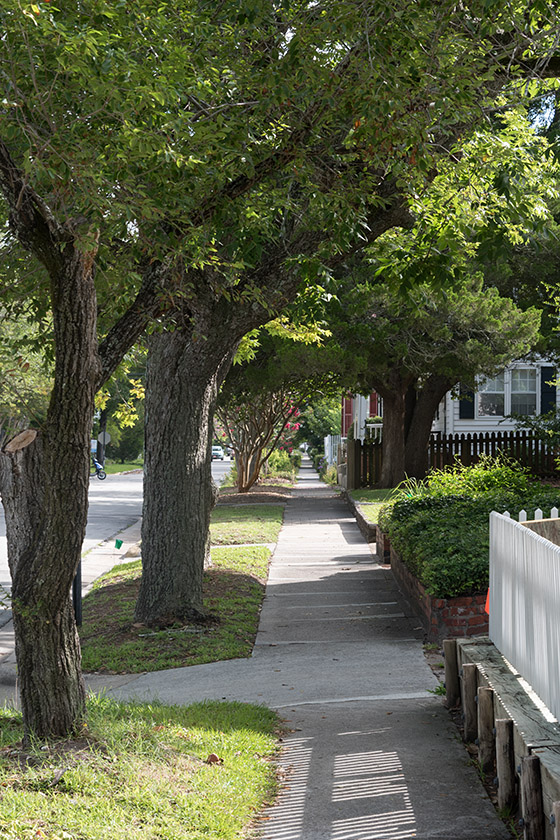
<box><xmin>334</xmin><ymin>274</ymin><xmax>541</xmax><ymax>485</ymax></box>
<box><xmin>2</xmin><ymin>0</ymin><xmax>560</xmax><ymax>740</ymax></box>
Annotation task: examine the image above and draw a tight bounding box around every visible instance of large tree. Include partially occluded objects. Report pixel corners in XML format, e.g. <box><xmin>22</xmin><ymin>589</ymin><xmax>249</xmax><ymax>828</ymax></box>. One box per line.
<box><xmin>0</xmin><ymin>0</ymin><xmax>559</xmax><ymax>739</ymax></box>
<box><xmin>135</xmin><ymin>2</ymin><xmax>560</xmax><ymax>627</ymax></box>
<box><xmin>0</xmin><ymin>0</ymin><xmax>418</xmax><ymax>736</ymax></box>
<box><xmin>329</xmin><ymin>111</ymin><xmax>559</xmax><ymax>486</ymax></box>
<box><xmin>336</xmin><ymin>277</ymin><xmax>541</xmax><ymax>486</ymax></box>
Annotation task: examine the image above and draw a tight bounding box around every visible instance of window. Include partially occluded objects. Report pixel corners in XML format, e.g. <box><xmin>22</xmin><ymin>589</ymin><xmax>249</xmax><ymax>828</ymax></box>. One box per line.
<box><xmin>477</xmin><ymin>373</ymin><xmax>504</xmax><ymax>417</ymax></box>
<box><xmin>511</xmin><ymin>368</ymin><xmax>537</xmax><ymax>416</ymax></box>
<box><xmin>475</xmin><ymin>367</ymin><xmax>542</xmax><ymax>419</ymax></box>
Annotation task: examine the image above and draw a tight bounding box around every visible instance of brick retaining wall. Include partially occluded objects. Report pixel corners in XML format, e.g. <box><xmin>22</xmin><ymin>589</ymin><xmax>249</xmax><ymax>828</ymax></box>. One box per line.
<box><xmin>389</xmin><ymin>544</ymin><xmax>488</xmax><ymax>642</ymax></box>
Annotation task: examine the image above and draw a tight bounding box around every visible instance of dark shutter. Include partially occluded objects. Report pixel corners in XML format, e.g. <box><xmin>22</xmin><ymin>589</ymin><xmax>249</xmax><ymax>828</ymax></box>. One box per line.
<box><xmin>540</xmin><ymin>366</ymin><xmax>556</xmax><ymax>414</ymax></box>
<box><xmin>459</xmin><ymin>385</ymin><xmax>475</xmax><ymax>419</ymax></box>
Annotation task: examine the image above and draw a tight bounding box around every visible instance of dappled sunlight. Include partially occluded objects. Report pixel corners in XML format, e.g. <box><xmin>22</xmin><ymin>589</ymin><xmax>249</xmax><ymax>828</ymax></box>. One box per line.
<box><xmin>260</xmin><ymin>731</ymin><xmax>416</xmax><ymax>840</ymax></box>
<box><xmin>260</xmin><ymin>736</ymin><xmax>312</xmax><ymax>840</ymax></box>
<box><xmin>331</xmin><ymin>747</ymin><xmax>416</xmax><ymax>839</ymax></box>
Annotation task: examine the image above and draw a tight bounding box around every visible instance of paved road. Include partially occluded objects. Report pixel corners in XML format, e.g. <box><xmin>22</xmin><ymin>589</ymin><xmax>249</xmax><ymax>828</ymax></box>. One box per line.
<box><xmin>211</xmin><ymin>456</ymin><xmax>233</xmax><ymax>485</ymax></box>
<box><xmin>0</xmin><ymin>458</ymin><xmax>232</xmax><ymax>592</ymax></box>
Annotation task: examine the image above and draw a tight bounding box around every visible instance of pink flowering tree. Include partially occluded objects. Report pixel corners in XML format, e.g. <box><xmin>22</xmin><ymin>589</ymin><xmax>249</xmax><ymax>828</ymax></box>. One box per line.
<box><xmin>215</xmin><ymin>334</ymin><xmax>342</xmax><ymax>492</ymax></box>
<box><xmin>217</xmin><ymin>392</ymin><xmax>301</xmax><ymax>492</ymax></box>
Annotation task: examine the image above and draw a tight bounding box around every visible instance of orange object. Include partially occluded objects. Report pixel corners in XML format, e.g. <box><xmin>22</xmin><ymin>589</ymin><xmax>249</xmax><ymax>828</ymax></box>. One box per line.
<box><xmin>484</xmin><ymin>588</ymin><xmax>490</xmax><ymax>614</ymax></box>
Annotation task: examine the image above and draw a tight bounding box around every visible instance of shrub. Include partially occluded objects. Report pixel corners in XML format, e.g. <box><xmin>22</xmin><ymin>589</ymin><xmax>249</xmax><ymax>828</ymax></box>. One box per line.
<box><xmin>423</xmin><ymin>453</ymin><xmax>535</xmax><ymax>497</ymax></box>
<box><xmin>323</xmin><ymin>464</ymin><xmax>338</xmax><ymax>485</ymax></box>
<box><xmin>266</xmin><ymin>448</ymin><xmax>297</xmax><ymax>480</ymax></box>
<box><xmin>314</xmin><ymin>453</ymin><xmax>327</xmax><ymax>474</ymax></box>
<box><xmin>378</xmin><ymin>458</ymin><xmax>560</xmax><ymax>599</ymax></box>
<box><xmin>290</xmin><ymin>450</ymin><xmax>302</xmax><ymax>470</ymax></box>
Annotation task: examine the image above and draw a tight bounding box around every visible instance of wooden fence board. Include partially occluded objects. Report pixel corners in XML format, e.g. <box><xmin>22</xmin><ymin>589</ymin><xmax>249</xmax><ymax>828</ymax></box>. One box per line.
<box><xmin>355</xmin><ymin>430</ymin><xmax>558</xmax><ymax>488</ymax></box>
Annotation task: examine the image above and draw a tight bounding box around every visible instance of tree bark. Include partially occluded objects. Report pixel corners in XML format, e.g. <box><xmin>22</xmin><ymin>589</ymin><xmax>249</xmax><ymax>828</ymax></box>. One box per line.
<box><xmin>0</xmin><ymin>245</ymin><xmax>101</xmax><ymax>742</ymax></box>
<box><xmin>376</xmin><ymin>378</ymin><xmax>413</xmax><ymax>488</ymax></box>
<box><xmin>134</xmin><ymin>326</ymin><xmax>236</xmax><ymax>626</ymax></box>
<box><xmin>404</xmin><ymin>375</ymin><xmax>453</xmax><ymax>479</ymax></box>
<box><xmin>0</xmin><ymin>140</ymin><xmax>166</xmax><ymax>740</ymax></box>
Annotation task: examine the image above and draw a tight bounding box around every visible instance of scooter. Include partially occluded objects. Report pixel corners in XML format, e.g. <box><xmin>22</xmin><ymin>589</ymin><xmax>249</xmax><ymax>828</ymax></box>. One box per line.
<box><xmin>90</xmin><ymin>456</ymin><xmax>107</xmax><ymax>480</ymax></box>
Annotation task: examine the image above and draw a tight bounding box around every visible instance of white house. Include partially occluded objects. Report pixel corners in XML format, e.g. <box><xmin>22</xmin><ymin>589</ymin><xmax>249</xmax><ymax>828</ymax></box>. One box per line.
<box><xmin>432</xmin><ymin>359</ymin><xmax>558</xmax><ymax>435</ymax></box>
<box><xmin>343</xmin><ymin>359</ymin><xmax>558</xmax><ymax>441</ymax></box>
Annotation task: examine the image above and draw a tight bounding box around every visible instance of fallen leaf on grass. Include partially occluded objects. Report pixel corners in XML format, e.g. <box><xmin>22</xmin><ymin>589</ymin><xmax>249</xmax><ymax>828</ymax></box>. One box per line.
<box><xmin>205</xmin><ymin>753</ymin><xmax>224</xmax><ymax>765</ymax></box>
<box><xmin>50</xmin><ymin>768</ymin><xmax>68</xmax><ymax>786</ymax></box>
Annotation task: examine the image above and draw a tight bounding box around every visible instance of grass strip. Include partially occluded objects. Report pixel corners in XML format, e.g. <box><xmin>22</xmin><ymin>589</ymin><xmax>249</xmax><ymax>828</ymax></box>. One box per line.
<box><xmin>349</xmin><ymin>488</ymin><xmax>397</xmax><ymax>504</ymax></box>
<box><xmin>101</xmin><ymin>461</ymin><xmax>144</xmax><ymax>474</ymax></box>
<box><xmin>79</xmin><ymin>546</ymin><xmax>271</xmax><ymax>674</ymax></box>
<box><xmin>0</xmin><ymin>696</ymin><xmax>279</xmax><ymax>840</ymax></box>
<box><xmin>210</xmin><ymin>504</ymin><xmax>284</xmax><ymax>544</ymax></box>
<box><xmin>349</xmin><ymin>489</ymin><xmax>396</xmax><ymax>524</ymax></box>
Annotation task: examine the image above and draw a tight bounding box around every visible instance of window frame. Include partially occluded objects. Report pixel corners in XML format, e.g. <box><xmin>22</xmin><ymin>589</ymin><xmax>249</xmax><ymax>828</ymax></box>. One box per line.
<box><xmin>476</xmin><ymin>372</ymin><xmax>505</xmax><ymax>418</ymax></box>
<box><xmin>510</xmin><ymin>368</ymin><xmax>538</xmax><ymax>417</ymax></box>
<box><xmin>475</xmin><ymin>367</ymin><xmax>541</xmax><ymax>419</ymax></box>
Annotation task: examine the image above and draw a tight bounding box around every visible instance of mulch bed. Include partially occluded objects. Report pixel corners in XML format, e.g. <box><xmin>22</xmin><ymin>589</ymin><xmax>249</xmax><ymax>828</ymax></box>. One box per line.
<box><xmin>217</xmin><ymin>483</ymin><xmax>293</xmax><ymax>505</ymax></box>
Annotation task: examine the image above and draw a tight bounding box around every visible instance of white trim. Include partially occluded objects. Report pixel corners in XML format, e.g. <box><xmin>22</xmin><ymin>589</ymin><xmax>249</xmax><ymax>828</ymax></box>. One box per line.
<box><xmin>433</xmin><ymin>358</ymin><xmax>558</xmax><ymax>435</ymax></box>
<box><xmin>476</xmin><ymin>367</ymin><xmax>539</xmax><ymax>419</ymax></box>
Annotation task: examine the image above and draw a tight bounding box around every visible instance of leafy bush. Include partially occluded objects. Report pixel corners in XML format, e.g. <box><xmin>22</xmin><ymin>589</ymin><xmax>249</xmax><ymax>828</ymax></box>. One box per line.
<box><xmin>313</xmin><ymin>452</ymin><xmax>328</xmax><ymax>477</ymax></box>
<box><xmin>421</xmin><ymin>454</ymin><xmax>535</xmax><ymax>497</ymax></box>
<box><xmin>378</xmin><ymin>458</ymin><xmax>560</xmax><ymax>599</ymax></box>
<box><xmin>323</xmin><ymin>464</ymin><xmax>338</xmax><ymax>485</ymax></box>
<box><xmin>266</xmin><ymin>448</ymin><xmax>296</xmax><ymax>480</ymax></box>
<box><xmin>290</xmin><ymin>450</ymin><xmax>302</xmax><ymax>469</ymax></box>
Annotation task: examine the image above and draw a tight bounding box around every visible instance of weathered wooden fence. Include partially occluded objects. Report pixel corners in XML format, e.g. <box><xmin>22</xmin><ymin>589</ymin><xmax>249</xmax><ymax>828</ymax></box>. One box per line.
<box><xmin>490</xmin><ymin>510</ymin><xmax>560</xmax><ymax>723</ymax></box>
<box><xmin>353</xmin><ymin>430</ymin><xmax>558</xmax><ymax>488</ymax></box>
<box><xmin>429</xmin><ymin>430</ymin><xmax>558</xmax><ymax>474</ymax></box>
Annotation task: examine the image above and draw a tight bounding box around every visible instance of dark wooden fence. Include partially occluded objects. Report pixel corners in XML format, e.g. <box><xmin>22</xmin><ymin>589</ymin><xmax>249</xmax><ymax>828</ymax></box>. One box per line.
<box><xmin>354</xmin><ymin>430</ymin><xmax>559</xmax><ymax>488</ymax></box>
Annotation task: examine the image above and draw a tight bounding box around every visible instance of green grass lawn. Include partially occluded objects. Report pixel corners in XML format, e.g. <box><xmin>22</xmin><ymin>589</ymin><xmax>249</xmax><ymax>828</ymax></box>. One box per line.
<box><xmin>102</xmin><ymin>460</ymin><xmax>144</xmax><ymax>474</ymax></box>
<box><xmin>0</xmin><ymin>697</ymin><xmax>279</xmax><ymax>840</ymax></box>
<box><xmin>79</xmin><ymin>546</ymin><xmax>271</xmax><ymax>674</ymax></box>
<box><xmin>210</xmin><ymin>504</ymin><xmax>284</xmax><ymax>544</ymax></box>
<box><xmin>349</xmin><ymin>488</ymin><xmax>396</xmax><ymax>524</ymax></box>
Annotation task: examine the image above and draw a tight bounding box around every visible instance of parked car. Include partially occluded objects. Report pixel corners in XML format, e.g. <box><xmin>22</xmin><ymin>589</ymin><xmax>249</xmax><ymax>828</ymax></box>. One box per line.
<box><xmin>211</xmin><ymin>445</ymin><xmax>224</xmax><ymax>460</ymax></box>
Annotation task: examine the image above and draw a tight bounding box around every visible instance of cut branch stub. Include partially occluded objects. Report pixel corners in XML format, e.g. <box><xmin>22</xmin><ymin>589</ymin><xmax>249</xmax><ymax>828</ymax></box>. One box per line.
<box><xmin>2</xmin><ymin>429</ymin><xmax>38</xmax><ymax>454</ymax></box>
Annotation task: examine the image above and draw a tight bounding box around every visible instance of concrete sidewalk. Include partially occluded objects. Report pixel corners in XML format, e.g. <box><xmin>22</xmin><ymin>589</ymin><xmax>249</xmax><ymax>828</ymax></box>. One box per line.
<box><xmin>0</xmin><ymin>462</ymin><xmax>508</xmax><ymax>838</ymax></box>
<box><xmin>88</xmin><ymin>462</ymin><xmax>508</xmax><ymax>839</ymax></box>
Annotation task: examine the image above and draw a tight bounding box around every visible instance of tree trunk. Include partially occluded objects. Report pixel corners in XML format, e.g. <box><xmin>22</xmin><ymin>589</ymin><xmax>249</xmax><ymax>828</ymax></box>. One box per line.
<box><xmin>237</xmin><ymin>447</ymin><xmax>264</xmax><ymax>493</ymax></box>
<box><xmin>0</xmin><ymin>247</ymin><xmax>100</xmax><ymax>742</ymax></box>
<box><xmin>404</xmin><ymin>375</ymin><xmax>452</xmax><ymax>479</ymax></box>
<box><xmin>377</xmin><ymin>387</ymin><xmax>409</xmax><ymax>488</ymax></box>
<box><xmin>135</xmin><ymin>327</ymin><xmax>236</xmax><ymax>627</ymax></box>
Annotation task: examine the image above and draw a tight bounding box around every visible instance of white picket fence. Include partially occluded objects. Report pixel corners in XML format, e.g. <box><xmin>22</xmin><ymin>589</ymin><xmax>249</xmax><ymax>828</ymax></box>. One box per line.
<box><xmin>489</xmin><ymin>508</ymin><xmax>560</xmax><ymax>722</ymax></box>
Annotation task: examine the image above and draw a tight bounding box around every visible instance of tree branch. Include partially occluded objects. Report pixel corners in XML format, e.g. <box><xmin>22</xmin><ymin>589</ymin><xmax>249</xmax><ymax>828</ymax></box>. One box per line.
<box><xmin>188</xmin><ymin>42</ymin><xmax>365</xmax><ymax>228</ymax></box>
<box><xmin>97</xmin><ymin>262</ymin><xmax>167</xmax><ymax>387</ymax></box>
<box><xmin>0</xmin><ymin>138</ymin><xmax>66</xmax><ymax>271</ymax></box>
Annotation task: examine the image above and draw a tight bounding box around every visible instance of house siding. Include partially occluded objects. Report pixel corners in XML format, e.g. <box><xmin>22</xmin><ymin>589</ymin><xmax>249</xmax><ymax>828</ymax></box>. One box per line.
<box><xmin>435</xmin><ymin>360</ymin><xmax>558</xmax><ymax>435</ymax></box>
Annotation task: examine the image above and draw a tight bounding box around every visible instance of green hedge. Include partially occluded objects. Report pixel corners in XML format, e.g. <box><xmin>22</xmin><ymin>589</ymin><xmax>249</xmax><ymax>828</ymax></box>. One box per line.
<box><xmin>377</xmin><ymin>460</ymin><xmax>560</xmax><ymax>598</ymax></box>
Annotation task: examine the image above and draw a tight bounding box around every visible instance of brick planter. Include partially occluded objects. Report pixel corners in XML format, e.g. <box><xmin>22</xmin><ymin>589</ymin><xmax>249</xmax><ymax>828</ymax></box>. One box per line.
<box><xmin>376</xmin><ymin>529</ymin><xmax>391</xmax><ymax>563</ymax></box>
<box><xmin>389</xmin><ymin>544</ymin><xmax>488</xmax><ymax>642</ymax></box>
